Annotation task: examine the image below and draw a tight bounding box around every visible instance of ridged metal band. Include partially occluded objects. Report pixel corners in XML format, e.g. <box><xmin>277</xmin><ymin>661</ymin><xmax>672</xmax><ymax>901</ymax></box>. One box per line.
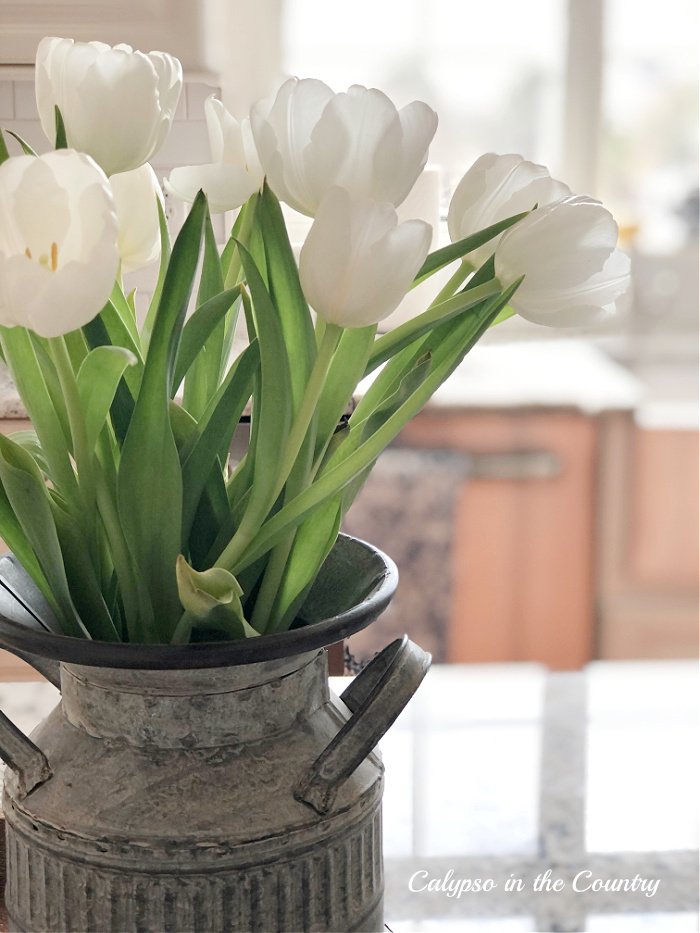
<box><xmin>4</xmin><ymin>803</ymin><xmax>384</xmax><ymax>933</ymax></box>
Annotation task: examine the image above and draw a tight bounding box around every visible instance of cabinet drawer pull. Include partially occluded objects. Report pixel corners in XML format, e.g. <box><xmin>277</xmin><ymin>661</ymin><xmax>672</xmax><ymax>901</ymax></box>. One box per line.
<box><xmin>468</xmin><ymin>449</ymin><xmax>562</xmax><ymax>480</ymax></box>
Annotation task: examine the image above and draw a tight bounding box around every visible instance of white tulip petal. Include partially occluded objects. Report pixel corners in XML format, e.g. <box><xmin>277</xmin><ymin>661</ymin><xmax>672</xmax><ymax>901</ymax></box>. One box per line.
<box><xmin>166</xmin><ymin>98</ymin><xmax>262</xmax><ymax>213</ymax></box>
<box><xmin>299</xmin><ymin>189</ymin><xmax>354</xmax><ymax>321</ymax></box>
<box><xmin>23</xmin><ymin>260</ymin><xmax>108</xmax><ymax>338</ymax></box>
<box><xmin>447</xmin><ymin>153</ymin><xmax>572</xmax><ymax>266</ymax></box>
<box><xmin>495</xmin><ymin>198</ymin><xmax>631</xmax><ymax>328</ymax></box>
<box><xmin>74</xmin><ymin>52</ymin><xmax>162</xmax><ymax>175</ymax></box>
<box><xmin>251</xmin><ymin>77</ymin><xmax>435</xmax><ymax>216</ymax></box>
<box><xmin>35</xmin><ymin>37</ymin><xmax>103</xmax><ymax>144</ymax></box>
<box><xmin>0</xmin><ymin>150</ymin><xmax>119</xmax><ymax>337</ymax></box>
<box><xmin>10</xmin><ymin>158</ymin><xmax>71</xmax><ymax>260</ymax></box>
<box><xmin>204</xmin><ymin>96</ymin><xmax>229</xmax><ymax>162</ymax></box>
<box><xmin>253</xmin><ymin>78</ymin><xmax>335</xmax><ymax>214</ymax></box>
<box><xmin>373</xmin><ymin>100</ymin><xmax>438</xmax><ymax>207</ymax></box>
<box><xmin>306</xmin><ymin>86</ymin><xmax>397</xmax><ymax>205</ymax></box>
<box><xmin>166</xmin><ymin>162</ymin><xmax>260</xmax><ymax>213</ymax></box>
<box><xmin>343</xmin><ymin>219</ymin><xmax>432</xmax><ymax>326</ymax></box>
<box><xmin>300</xmin><ymin>189</ymin><xmax>431</xmax><ymax>328</ymax></box>
<box><xmin>110</xmin><ymin>163</ymin><xmax>163</xmax><ymax>273</ymax></box>
<box><xmin>35</xmin><ymin>37</ymin><xmax>181</xmax><ymax>176</ymax></box>
<box><xmin>499</xmin><ymin>197</ymin><xmax>618</xmax><ymax>293</ymax></box>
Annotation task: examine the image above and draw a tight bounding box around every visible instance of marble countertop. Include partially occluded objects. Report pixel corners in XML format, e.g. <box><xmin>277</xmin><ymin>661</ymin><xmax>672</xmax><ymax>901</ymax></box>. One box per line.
<box><xmin>358</xmin><ymin>339</ymin><xmax>643</xmax><ymax>415</ymax></box>
<box><xmin>0</xmin><ymin>660</ymin><xmax>697</xmax><ymax>932</ymax></box>
<box><xmin>0</xmin><ymin>364</ymin><xmax>26</xmax><ymax>419</ymax></box>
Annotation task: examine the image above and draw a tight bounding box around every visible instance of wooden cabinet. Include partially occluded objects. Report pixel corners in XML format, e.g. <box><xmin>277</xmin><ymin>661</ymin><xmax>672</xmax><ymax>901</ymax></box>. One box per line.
<box><xmin>397</xmin><ymin>408</ymin><xmax>599</xmax><ymax>670</ymax></box>
<box><xmin>346</xmin><ymin>406</ymin><xmax>698</xmax><ymax>670</ymax></box>
<box><xmin>596</xmin><ymin>415</ymin><xmax>699</xmax><ymax>659</ymax></box>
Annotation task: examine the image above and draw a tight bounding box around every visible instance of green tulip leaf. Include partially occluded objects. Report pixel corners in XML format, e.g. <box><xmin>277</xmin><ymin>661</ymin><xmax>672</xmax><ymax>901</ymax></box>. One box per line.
<box><xmin>169</xmin><ymin>401</ymin><xmax>231</xmax><ymax>567</ymax></box>
<box><xmin>77</xmin><ymin>346</ymin><xmax>138</xmax><ymax>452</ymax></box>
<box><xmin>172</xmin><ymin>286</ymin><xmax>242</xmax><ymax>396</ymax></box>
<box><xmin>358</xmin><ymin>351</ymin><xmax>433</xmax><ymax>441</ymax></box>
<box><xmin>413</xmin><ymin>210</ymin><xmax>531</xmax><ymax>286</ymax></box>
<box><xmin>50</xmin><ymin>502</ymin><xmax>121</xmax><ymax>641</ymax></box>
<box><xmin>314</xmin><ymin>325</ymin><xmax>375</xmax><ymax>463</ymax></box>
<box><xmin>142</xmin><ymin>197</ymin><xmax>172</xmax><ymax>348</ymax></box>
<box><xmin>365</xmin><ymin>279</ymin><xmax>501</xmax><ymax>374</ymax></box>
<box><xmin>109</xmin><ymin>282</ymin><xmax>141</xmax><ymax>350</ymax></box>
<box><xmin>0</xmin><ymin>471</ymin><xmax>56</xmax><ymax>615</ymax></box>
<box><xmin>0</xmin><ymin>327</ymin><xmax>78</xmax><ymax>501</ymax></box>
<box><xmin>4</xmin><ymin>130</ymin><xmax>37</xmax><ymax>156</ymax></box>
<box><xmin>258</xmin><ymin>182</ymin><xmax>315</xmax><ymax>413</ymax></box>
<box><xmin>54</xmin><ymin>106</ymin><xmax>67</xmax><ymax>149</ymax></box>
<box><xmin>25</xmin><ymin>334</ymin><xmax>73</xmax><ymax>454</ymax></box>
<box><xmin>180</xmin><ymin>339</ymin><xmax>259</xmax><ymax>542</ymax></box>
<box><xmin>82</xmin><ymin>311</ymin><xmax>138</xmax><ymax>444</ymax></box>
<box><xmin>234</xmin><ymin>245</ymin><xmax>293</xmax><ymax>533</ymax></box>
<box><xmin>265</xmin><ymin>496</ymin><xmax>343</xmax><ymax>633</ymax></box>
<box><xmin>0</xmin><ymin>434</ymin><xmax>86</xmax><ymax>636</ymax></box>
<box><xmin>230</xmin><ymin>280</ymin><xmax>523</xmax><ymax>573</ymax></box>
<box><xmin>118</xmin><ymin>191</ymin><xmax>207</xmax><ymax>640</ymax></box>
<box><xmin>173</xmin><ymin>555</ymin><xmax>258</xmax><ymax>643</ymax></box>
<box><xmin>8</xmin><ymin>430</ymin><xmax>49</xmax><ymax>476</ymax></box>
<box><xmin>182</xmin><ymin>209</ymin><xmax>227</xmax><ymax>417</ymax></box>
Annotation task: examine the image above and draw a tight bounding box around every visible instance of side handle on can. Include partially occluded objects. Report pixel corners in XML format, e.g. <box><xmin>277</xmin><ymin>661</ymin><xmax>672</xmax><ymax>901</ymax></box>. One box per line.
<box><xmin>0</xmin><ymin>709</ymin><xmax>51</xmax><ymax>799</ymax></box>
<box><xmin>295</xmin><ymin>635</ymin><xmax>430</xmax><ymax>815</ymax></box>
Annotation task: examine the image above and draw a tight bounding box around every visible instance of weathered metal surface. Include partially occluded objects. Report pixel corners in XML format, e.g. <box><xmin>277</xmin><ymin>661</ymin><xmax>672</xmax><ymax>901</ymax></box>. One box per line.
<box><xmin>2</xmin><ymin>637</ymin><xmax>429</xmax><ymax>932</ymax></box>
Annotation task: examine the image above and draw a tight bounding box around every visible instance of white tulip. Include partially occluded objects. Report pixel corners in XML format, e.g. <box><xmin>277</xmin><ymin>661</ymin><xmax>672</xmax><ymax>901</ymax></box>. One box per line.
<box><xmin>0</xmin><ymin>150</ymin><xmax>119</xmax><ymax>338</ymax></box>
<box><xmin>299</xmin><ymin>187</ymin><xmax>432</xmax><ymax>328</ymax></box>
<box><xmin>110</xmin><ymin>163</ymin><xmax>163</xmax><ymax>273</ymax></box>
<box><xmin>251</xmin><ymin>78</ymin><xmax>438</xmax><ymax>216</ymax></box>
<box><xmin>165</xmin><ymin>97</ymin><xmax>263</xmax><ymax>213</ymax></box>
<box><xmin>494</xmin><ymin>196</ymin><xmax>631</xmax><ymax>327</ymax></box>
<box><xmin>35</xmin><ymin>37</ymin><xmax>182</xmax><ymax>177</ymax></box>
<box><xmin>448</xmin><ymin>153</ymin><xmax>571</xmax><ymax>267</ymax></box>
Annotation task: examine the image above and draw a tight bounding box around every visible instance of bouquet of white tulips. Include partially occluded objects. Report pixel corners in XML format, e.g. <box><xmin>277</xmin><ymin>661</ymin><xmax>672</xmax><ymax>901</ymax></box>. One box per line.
<box><xmin>0</xmin><ymin>38</ymin><xmax>630</xmax><ymax>644</ymax></box>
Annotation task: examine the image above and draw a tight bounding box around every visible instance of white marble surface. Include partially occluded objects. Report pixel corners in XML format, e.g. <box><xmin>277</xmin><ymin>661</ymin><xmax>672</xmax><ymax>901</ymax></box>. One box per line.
<box><xmin>357</xmin><ymin>339</ymin><xmax>643</xmax><ymax>414</ymax></box>
<box><xmin>0</xmin><ymin>662</ymin><xmax>697</xmax><ymax>932</ymax></box>
<box><xmin>586</xmin><ymin>662</ymin><xmax>699</xmax><ymax>854</ymax></box>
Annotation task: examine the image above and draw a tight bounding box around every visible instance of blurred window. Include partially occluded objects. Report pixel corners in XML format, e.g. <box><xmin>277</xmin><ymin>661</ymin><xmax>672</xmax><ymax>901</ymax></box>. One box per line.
<box><xmin>282</xmin><ymin>0</ymin><xmax>699</xmax><ymax>352</ymax></box>
<box><xmin>282</xmin><ymin>0</ymin><xmax>565</xmax><ymax>193</ymax></box>
<box><xmin>601</xmin><ymin>0</ymin><xmax>698</xmax><ymax>254</ymax></box>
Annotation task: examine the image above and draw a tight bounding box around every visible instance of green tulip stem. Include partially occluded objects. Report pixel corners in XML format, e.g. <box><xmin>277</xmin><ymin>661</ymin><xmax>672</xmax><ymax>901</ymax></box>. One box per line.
<box><xmin>249</xmin><ymin>531</ymin><xmax>295</xmax><ymax>634</ymax></box>
<box><xmin>431</xmin><ymin>260</ymin><xmax>474</xmax><ymax>306</ymax></box>
<box><xmin>216</xmin><ymin>321</ymin><xmax>342</xmax><ymax>573</ymax></box>
<box><xmin>366</xmin><ymin>277</ymin><xmax>501</xmax><ymax>374</ymax></box>
<box><xmin>94</xmin><ymin>473</ymin><xmax>142</xmax><ymax>633</ymax></box>
<box><xmin>271</xmin><ymin>322</ymin><xmax>342</xmax><ymax>504</ymax></box>
<box><xmin>223</xmin><ymin>196</ymin><xmax>258</xmax><ymax>289</ymax></box>
<box><xmin>48</xmin><ymin>336</ymin><xmax>97</xmax><ymax>536</ymax></box>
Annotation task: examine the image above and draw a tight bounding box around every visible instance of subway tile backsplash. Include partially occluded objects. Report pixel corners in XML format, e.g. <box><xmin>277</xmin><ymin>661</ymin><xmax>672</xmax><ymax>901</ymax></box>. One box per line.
<box><xmin>0</xmin><ymin>80</ymin><xmax>13</xmax><ymax>119</ymax></box>
<box><xmin>0</xmin><ymin>70</ymin><xmax>220</xmax><ymax>177</ymax></box>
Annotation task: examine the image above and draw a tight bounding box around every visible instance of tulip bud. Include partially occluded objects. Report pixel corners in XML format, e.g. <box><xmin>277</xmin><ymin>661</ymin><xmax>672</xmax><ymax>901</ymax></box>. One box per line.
<box><xmin>0</xmin><ymin>150</ymin><xmax>119</xmax><ymax>337</ymax></box>
<box><xmin>110</xmin><ymin>163</ymin><xmax>163</xmax><ymax>273</ymax></box>
<box><xmin>35</xmin><ymin>37</ymin><xmax>182</xmax><ymax>177</ymax></box>
<box><xmin>494</xmin><ymin>196</ymin><xmax>631</xmax><ymax>327</ymax></box>
<box><xmin>165</xmin><ymin>97</ymin><xmax>263</xmax><ymax>213</ymax></box>
<box><xmin>299</xmin><ymin>187</ymin><xmax>432</xmax><ymax>328</ymax></box>
<box><xmin>251</xmin><ymin>78</ymin><xmax>438</xmax><ymax>216</ymax></box>
<box><xmin>448</xmin><ymin>153</ymin><xmax>571</xmax><ymax>266</ymax></box>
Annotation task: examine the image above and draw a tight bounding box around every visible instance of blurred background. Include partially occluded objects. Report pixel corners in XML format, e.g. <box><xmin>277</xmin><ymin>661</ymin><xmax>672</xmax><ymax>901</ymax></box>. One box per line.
<box><xmin>0</xmin><ymin>7</ymin><xmax>697</xmax><ymax>930</ymax></box>
<box><xmin>0</xmin><ymin>0</ymin><xmax>697</xmax><ymax>670</ymax></box>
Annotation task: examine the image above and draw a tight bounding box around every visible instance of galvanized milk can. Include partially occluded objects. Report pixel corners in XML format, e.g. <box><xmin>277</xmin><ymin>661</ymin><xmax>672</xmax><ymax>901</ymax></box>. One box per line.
<box><xmin>0</xmin><ymin>535</ymin><xmax>430</xmax><ymax>933</ymax></box>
